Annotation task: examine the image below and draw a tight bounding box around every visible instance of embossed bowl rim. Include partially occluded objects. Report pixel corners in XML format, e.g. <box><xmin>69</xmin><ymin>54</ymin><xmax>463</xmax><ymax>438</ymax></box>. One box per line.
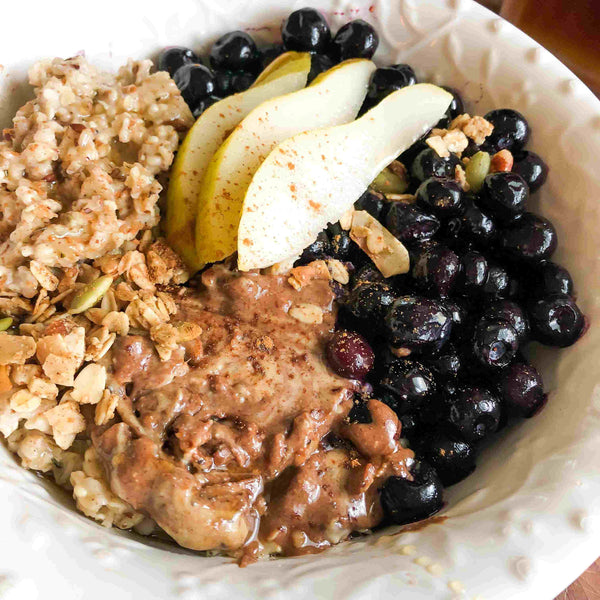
<box><xmin>1</xmin><ymin>0</ymin><xmax>600</xmax><ymax>599</ymax></box>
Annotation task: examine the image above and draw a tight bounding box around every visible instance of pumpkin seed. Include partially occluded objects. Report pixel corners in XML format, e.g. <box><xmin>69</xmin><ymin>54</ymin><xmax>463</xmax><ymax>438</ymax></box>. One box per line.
<box><xmin>465</xmin><ymin>151</ymin><xmax>491</xmax><ymax>193</ymax></box>
<box><xmin>371</xmin><ymin>163</ymin><xmax>409</xmax><ymax>195</ymax></box>
<box><xmin>0</xmin><ymin>317</ymin><xmax>13</xmax><ymax>332</ymax></box>
<box><xmin>69</xmin><ymin>275</ymin><xmax>114</xmax><ymax>314</ymax></box>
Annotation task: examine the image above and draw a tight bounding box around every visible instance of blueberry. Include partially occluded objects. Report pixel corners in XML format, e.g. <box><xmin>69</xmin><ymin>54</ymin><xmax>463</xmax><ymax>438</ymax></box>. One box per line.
<box><xmin>447</xmin><ymin>385</ymin><xmax>501</xmax><ymax>442</ymax></box>
<box><xmin>191</xmin><ymin>95</ymin><xmax>221</xmax><ymax>119</ymax></box>
<box><xmin>332</xmin><ymin>19</ymin><xmax>379</xmax><ymax>60</ymax></box>
<box><xmin>425</xmin><ymin>345</ymin><xmax>461</xmax><ymax>381</ymax></box>
<box><xmin>347</xmin><ymin>281</ymin><xmax>396</xmax><ymax>323</ymax></box>
<box><xmin>355</xmin><ymin>190</ymin><xmax>386</xmax><ymax>220</ymax></box>
<box><xmin>498</xmin><ymin>212</ymin><xmax>557</xmax><ymax>263</ymax></box>
<box><xmin>527</xmin><ymin>295</ymin><xmax>584</xmax><ymax>347</ymax></box>
<box><xmin>411</xmin><ymin>148</ymin><xmax>459</xmax><ymax>182</ymax></box>
<box><xmin>399</xmin><ymin>412</ymin><xmax>420</xmax><ymax>439</ymax></box>
<box><xmin>173</xmin><ymin>64</ymin><xmax>216</xmax><ymax>109</ymax></box>
<box><xmin>230</xmin><ymin>70</ymin><xmax>257</xmax><ymax>93</ymax></box>
<box><xmin>329</xmin><ymin>227</ymin><xmax>352</xmax><ymax>260</ymax></box>
<box><xmin>213</xmin><ymin>70</ymin><xmax>233</xmax><ymax>96</ymax></box>
<box><xmin>482</xmin><ymin>300</ymin><xmax>529</xmax><ymax>344</ymax></box>
<box><xmin>482</xmin><ymin>108</ymin><xmax>530</xmax><ymax>153</ymax></box>
<box><xmin>158</xmin><ymin>46</ymin><xmax>198</xmax><ymax>76</ymax></box>
<box><xmin>458</xmin><ymin>250</ymin><xmax>488</xmax><ymax>293</ymax></box>
<box><xmin>299</xmin><ymin>230</ymin><xmax>330</xmax><ymax>263</ymax></box>
<box><xmin>379</xmin><ymin>359</ymin><xmax>437</xmax><ymax>414</ymax></box>
<box><xmin>352</xmin><ymin>263</ymin><xmax>385</xmax><ymax>287</ymax></box>
<box><xmin>416</xmin><ymin>178</ymin><xmax>464</xmax><ymax>219</ymax></box>
<box><xmin>444</xmin><ymin>87</ymin><xmax>464</xmax><ymax>118</ymax></box>
<box><xmin>530</xmin><ymin>261</ymin><xmax>574</xmax><ymax>297</ymax></box>
<box><xmin>385</xmin><ymin>203</ymin><xmax>440</xmax><ymax>247</ymax></box>
<box><xmin>308</xmin><ymin>53</ymin><xmax>335</xmax><ymax>83</ymax></box>
<box><xmin>480</xmin><ymin>172</ymin><xmax>528</xmax><ymax>224</ymax></box>
<box><xmin>380</xmin><ymin>461</ymin><xmax>444</xmax><ymax>524</ymax></box>
<box><xmin>451</xmin><ymin>198</ymin><xmax>496</xmax><ymax>248</ymax></box>
<box><xmin>210</xmin><ymin>31</ymin><xmax>258</xmax><ymax>71</ymax></box>
<box><xmin>412</xmin><ymin>243</ymin><xmax>461</xmax><ymax>297</ymax></box>
<box><xmin>482</xmin><ymin>264</ymin><xmax>511</xmax><ymax>298</ymax></box>
<box><xmin>498</xmin><ymin>362</ymin><xmax>546</xmax><ymax>418</ymax></box>
<box><xmin>367</xmin><ymin>64</ymin><xmax>416</xmax><ymax>104</ymax></box>
<box><xmin>281</xmin><ymin>8</ymin><xmax>331</xmax><ymax>53</ymax></box>
<box><xmin>512</xmin><ymin>150</ymin><xmax>548</xmax><ymax>193</ymax></box>
<box><xmin>446</xmin><ymin>300</ymin><xmax>469</xmax><ymax>343</ymax></box>
<box><xmin>472</xmin><ymin>319</ymin><xmax>519</xmax><ymax>369</ymax></box>
<box><xmin>259</xmin><ymin>44</ymin><xmax>285</xmax><ymax>71</ymax></box>
<box><xmin>385</xmin><ymin>295</ymin><xmax>452</xmax><ymax>354</ymax></box>
<box><xmin>418</xmin><ymin>428</ymin><xmax>476</xmax><ymax>486</ymax></box>
<box><xmin>327</xmin><ymin>330</ymin><xmax>374</xmax><ymax>380</ymax></box>
<box><xmin>348</xmin><ymin>394</ymin><xmax>372</xmax><ymax>423</ymax></box>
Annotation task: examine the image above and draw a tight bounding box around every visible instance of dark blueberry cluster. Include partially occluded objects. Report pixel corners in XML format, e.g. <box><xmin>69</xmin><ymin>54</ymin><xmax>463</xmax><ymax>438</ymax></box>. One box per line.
<box><xmin>315</xmin><ymin>90</ymin><xmax>584</xmax><ymax>526</ymax></box>
<box><xmin>159</xmin><ymin>8</ymin><xmax>382</xmax><ymax>118</ymax></box>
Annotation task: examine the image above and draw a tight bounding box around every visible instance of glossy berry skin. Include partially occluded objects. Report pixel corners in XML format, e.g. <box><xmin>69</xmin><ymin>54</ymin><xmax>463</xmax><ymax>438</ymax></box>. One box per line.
<box><xmin>332</xmin><ymin>19</ymin><xmax>379</xmax><ymax>60</ymax></box>
<box><xmin>281</xmin><ymin>8</ymin><xmax>331</xmax><ymax>53</ymax></box>
<box><xmin>527</xmin><ymin>295</ymin><xmax>584</xmax><ymax>347</ymax></box>
<box><xmin>173</xmin><ymin>64</ymin><xmax>216</xmax><ymax>109</ymax></box>
<box><xmin>498</xmin><ymin>212</ymin><xmax>558</xmax><ymax>263</ymax></box>
<box><xmin>410</xmin><ymin>148</ymin><xmax>459</xmax><ymax>182</ymax></box>
<box><xmin>444</xmin><ymin>200</ymin><xmax>496</xmax><ymax>250</ymax></box>
<box><xmin>458</xmin><ymin>251</ymin><xmax>488</xmax><ymax>293</ymax></box>
<box><xmin>380</xmin><ymin>461</ymin><xmax>444</xmax><ymax>524</ymax></box>
<box><xmin>530</xmin><ymin>261</ymin><xmax>574</xmax><ymax>297</ymax></box>
<box><xmin>385</xmin><ymin>203</ymin><xmax>440</xmax><ymax>247</ymax></box>
<box><xmin>412</xmin><ymin>243</ymin><xmax>461</xmax><ymax>297</ymax></box>
<box><xmin>480</xmin><ymin>172</ymin><xmax>529</xmax><ymax>224</ymax></box>
<box><xmin>482</xmin><ymin>108</ymin><xmax>530</xmax><ymax>153</ymax></box>
<box><xmin>355</xmin><ymin>190</ymin><xmax>386</xmax><ymax>220</ymax></box>
<box><xmin>446</xmin><ymin>300</ymin><xmax>469</xmax><ymax>343</ymax></box>
<box><xmin>425</xmin><ymin>346</ymin><xmax>461</xmax><ymax>381</ymax></box>
<box><xmin>230</xmin><ymin>70</ymin><xmax>256</xmax><ymax>93</ymax></box>
<box><xmin>191</xmin><ymin>96</ymin><xmax>221</xmax><ymax>119</ymax></box>
<box><xmin>329</xmin><ymin>228</ymin><xmax>352</xmax><ymax>260</ymax></box>
<box><xmin>416</xmin><ymin>177</ymin><xmax>464</xmax><ymax>218</ymax></box>
<box><xmin>346</xmin><ymin>281</ymin><xmax>396</xmax><ymax>323</ymax></box>
<box><xmin>348</xmin><ymin>395</ymin><xmax>372</xmax><ymax>423</ymax></box>
<box><xmin>213</xmin><ymin>70</ymin><xmax>233</xmax><ymax>97</ymax></box>
<box><xmin>379</xmin><ymin>359</ymin><xmax>437</xmax><ymax>414</ymax></box>
<box><xmin>367</xmin><ymin>64</ymin><xmax>416</xmax><ymax>104</ymax></box>
<box><xmin>352</xmin><ymin>263</ymin><xmax>385</xmax><ymax>287</ymax></box>
<box><xmin>482</xmin><ymin>300</ymin><xmax>530</xmax><ymax>344</ymax></box>
<box><xmin>327</xmin><ymin>330</ymin><xmax>375</xmax><ymax>380</ymax></box>
<box><xmin>482</xmin><ymin>264</ymin><xmax>511</xmax><ymax>299</ymax></box>
<box><xmin>399</xmin><ymin>413</ymin><xmax>420</xmax><ymax>439</ymax></box>
<box><xmin>210</xmin><ymin>31</ymin><xmax>258</xmax><ymax>71</ymax></box>
<box><xmin>417</xmin><ymin>428</ymin><xmax>476</xmax><ymax>486</ymax></box>
<box><xmin>472</xmin><ymin>319</ymin><xmax>519</xmax><ymax>369</ymax></box>
<box><xmin>308</xmin><ymin>53</ymin><xmax>335</xmax><ymax>83</ymax></box>
<box><xmin>512</xmin><ymin>150</ymin><xmax>549</xmax><ymax>193</ymax></box>
<box><xmin>447</xmin><ymin>386</ymin><xmax>501</xmax><ymax>442</ymax></box>
<box><xmin>299</xmin><ymin>231</ymin><xmax>330</xmax><ymax>263</ymax></box>
<box><xmin>498</xmin><ymin>362</ymin><xmax>546</xmax><ymax>418</ymax></box>
<box><xmin>158</xmin><ymin>46</ymin><xmax>198</xmax><ymax>76</ymax></box>
<box><xmin>259</xmin><ymin>44</ymin><xmax>285</xmax><ymax>71</ymax></box>
<box><xmin>385</xmin><ymin>295</ymin><xmax>452</xmax><ymax>354</ymax></box>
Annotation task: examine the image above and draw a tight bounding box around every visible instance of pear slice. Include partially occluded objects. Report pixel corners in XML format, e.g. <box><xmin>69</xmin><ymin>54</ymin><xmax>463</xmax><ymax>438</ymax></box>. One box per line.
<box><xmin>237</xmin><ymin>83</ymin><xmax>453</xmax><ymax>271</ymax></box>
<box><xmin>164</xmin><ymin>51</ymin><xmax>311</xmax><ymax>269</ymax></box>
<box><xmin>194</xmin><ymin>58</ymin><xmax>377</xmax><ymax>267</ymax></box>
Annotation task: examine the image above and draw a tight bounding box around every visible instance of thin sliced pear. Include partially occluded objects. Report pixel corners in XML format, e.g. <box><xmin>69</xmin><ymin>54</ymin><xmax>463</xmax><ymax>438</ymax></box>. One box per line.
<box><xmin>237</xmin><ymin>83</ymin><xmax>453</xmax><ymax>271</ymax></box>
<box><xmin>195</xmin><ymin>58</ymin><xmax>377</xmax><ymax>266</ymax></box>
<box><xmin>164</xmin><ymin>51</ymin><xmax>311</xmax><ymax>269</ymax></box>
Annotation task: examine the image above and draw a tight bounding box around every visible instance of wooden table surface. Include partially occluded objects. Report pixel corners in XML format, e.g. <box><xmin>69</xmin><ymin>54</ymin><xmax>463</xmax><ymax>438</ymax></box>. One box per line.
<box><xmin>555</xmin><ymin>559</ymin><xmax>600</xmax><ymax>599</ymax></box>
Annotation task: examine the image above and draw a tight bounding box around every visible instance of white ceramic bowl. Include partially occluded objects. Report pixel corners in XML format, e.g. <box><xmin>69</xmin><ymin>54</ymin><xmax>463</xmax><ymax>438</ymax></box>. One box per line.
<box><xmin>1</xmin><ymin>1</ymin><xmax>599</xmax><ymax>598</ymax></box>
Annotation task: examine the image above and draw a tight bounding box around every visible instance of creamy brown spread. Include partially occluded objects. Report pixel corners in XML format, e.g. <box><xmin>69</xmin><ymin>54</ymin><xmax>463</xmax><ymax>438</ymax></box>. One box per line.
<box><xmin>92</xmin><ymin>264</ymin><xmax>413</xmax><ymax>559</ymax></box>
